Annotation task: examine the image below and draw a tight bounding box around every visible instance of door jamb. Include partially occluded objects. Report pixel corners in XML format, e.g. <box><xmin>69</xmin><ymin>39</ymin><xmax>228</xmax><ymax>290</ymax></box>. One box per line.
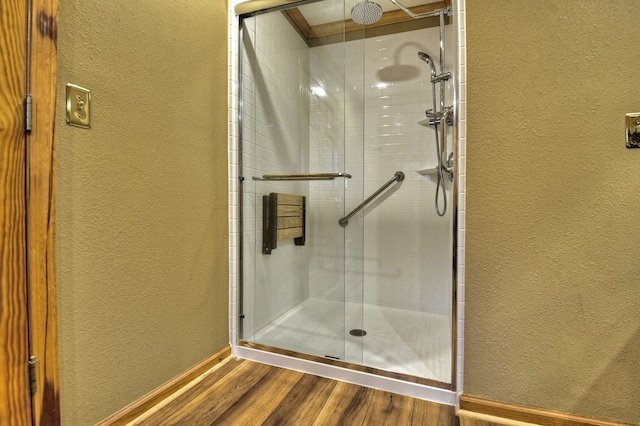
<box><xmin>25</xmin><ymin>0</ymin><xmax>60</xmax><ymax>424</ymax></box>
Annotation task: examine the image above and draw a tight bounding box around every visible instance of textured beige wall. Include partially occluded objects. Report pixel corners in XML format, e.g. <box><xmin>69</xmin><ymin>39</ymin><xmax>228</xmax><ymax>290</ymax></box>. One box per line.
<box><xmin>56</xmin><ymin>1</ymin><xmax>228</xmax><ymax>424</ymax></box>
<box><xmin>465</xmin><ymin>1</ymin><xmax>639</xmax><ymax>424</ymax></box>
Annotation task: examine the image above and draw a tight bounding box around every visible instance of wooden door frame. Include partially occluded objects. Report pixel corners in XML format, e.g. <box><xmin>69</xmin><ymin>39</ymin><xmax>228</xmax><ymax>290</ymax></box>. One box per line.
<box><xmin>1</xmin><ymin>0</ymin><xmax>31</xmax><ymax>423</ymax></box>
<box><xmin>26</xmin><ymin>0</ymin><xmax>60</xmax><ymax>424</ymax></box>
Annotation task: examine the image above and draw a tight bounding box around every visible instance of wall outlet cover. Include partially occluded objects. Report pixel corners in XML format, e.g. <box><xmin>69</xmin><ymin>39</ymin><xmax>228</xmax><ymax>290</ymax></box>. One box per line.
<box><xmin>625</xmin><ymin>112</ymin><xmax>640</xmax><ymax>148</ymax></box>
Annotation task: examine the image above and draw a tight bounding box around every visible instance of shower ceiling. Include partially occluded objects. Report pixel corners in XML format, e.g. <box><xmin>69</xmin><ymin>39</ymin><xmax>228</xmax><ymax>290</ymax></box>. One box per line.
<box><xmin>299</xmin><ymin>0</ymin><xmax>445</xmax><ymax>25</ymax></box>
<box><xmin>286</xmin><ymin>0</ymin><xmax>450</xmax><ymax>44</ymax></box>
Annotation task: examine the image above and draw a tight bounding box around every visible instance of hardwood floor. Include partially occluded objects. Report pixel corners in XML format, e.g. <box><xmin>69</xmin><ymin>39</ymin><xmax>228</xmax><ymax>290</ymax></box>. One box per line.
<box><xmin>129</xmin><ymin>358</ymin><xmax>458</xmax><ymax>425</ymax></box>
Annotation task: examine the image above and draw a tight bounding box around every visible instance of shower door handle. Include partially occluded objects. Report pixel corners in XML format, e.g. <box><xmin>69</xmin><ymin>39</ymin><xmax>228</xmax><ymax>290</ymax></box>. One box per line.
<box><xmin>252</xmin><ymin>173</ymin><xmax>352</xmax><ymax>181</ymax></box>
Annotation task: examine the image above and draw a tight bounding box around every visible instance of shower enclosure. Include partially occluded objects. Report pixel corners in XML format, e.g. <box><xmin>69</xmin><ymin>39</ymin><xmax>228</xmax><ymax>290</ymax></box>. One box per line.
<box><xmin>234</xmin><ymin>0</ymin><xmax>459</xmax><ymax>396</ymax></box>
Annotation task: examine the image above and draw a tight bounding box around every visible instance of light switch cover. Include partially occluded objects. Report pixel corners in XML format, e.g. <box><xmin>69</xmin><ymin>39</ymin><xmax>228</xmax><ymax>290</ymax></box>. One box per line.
<box><xmin>66</xmin><ymin>84</ymin><xmax>91</xmax><ymax>129</ymax></box>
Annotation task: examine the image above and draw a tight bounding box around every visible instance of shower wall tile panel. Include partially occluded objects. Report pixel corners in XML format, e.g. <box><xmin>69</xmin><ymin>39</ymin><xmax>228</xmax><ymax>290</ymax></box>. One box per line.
<box><xmin>239</xmin><ymin>12</ymin><xmax>312</xmax><ymax>338</ymax></box>
<box><xmin>454</xmin><ymin>0</ymin><xmax>467</xmax><ymax>394</ymax></box>
<box><xmin>229</xmin><ymin>1</ymin><xmax>239</xmax><ymax>345</ymax></box>
<box><xmin>307</xmin><ymin>42</ymin><xmax>354</xmax><ymax>303</ymax></box>
<box><xmin>308</xmin><ymin>25</ymin><xmax>455</xmax><ymax>315</ymax></box>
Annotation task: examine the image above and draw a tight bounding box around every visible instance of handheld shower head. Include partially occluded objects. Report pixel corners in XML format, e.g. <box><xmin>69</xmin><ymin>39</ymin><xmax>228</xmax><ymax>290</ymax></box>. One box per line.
<box><xmin>417</xmin><ymin>51</ymin><xmax>437</xmax><ymax>79</ymax></box>
<box><xmin>351</xmin><ymin>0</ymin><xmax>383</xmax><ymax>25</ymax></box>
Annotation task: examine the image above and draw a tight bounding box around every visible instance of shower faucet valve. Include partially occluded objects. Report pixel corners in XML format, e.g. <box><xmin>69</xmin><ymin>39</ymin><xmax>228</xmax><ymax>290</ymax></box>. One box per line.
<box><xmin>446</xmin><ymin>152</ymin><xmax>454</xmax><ymax>170</ymax></box>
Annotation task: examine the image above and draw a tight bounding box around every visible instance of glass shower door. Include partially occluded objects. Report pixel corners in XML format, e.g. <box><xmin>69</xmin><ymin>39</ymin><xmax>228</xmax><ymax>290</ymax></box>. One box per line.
<box><xmin>238</xmin><ymin>0</ymin><xmax>454</xmax><ymax>385</ymax></box>
<box><xmin>239</xmin><ymin>0</ymin><xmax>355</xmax><ymax>362</ymax></box>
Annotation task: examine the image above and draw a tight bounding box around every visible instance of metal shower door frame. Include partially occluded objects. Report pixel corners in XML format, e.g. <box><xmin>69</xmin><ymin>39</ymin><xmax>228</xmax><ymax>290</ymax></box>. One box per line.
<box><xmin>233</xmin><ymin>0</ymin><xmax>460</xmax><ymax>394</ymax></box>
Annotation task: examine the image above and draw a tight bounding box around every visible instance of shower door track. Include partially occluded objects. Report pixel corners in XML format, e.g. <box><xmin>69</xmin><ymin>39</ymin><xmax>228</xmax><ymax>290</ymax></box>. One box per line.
<box><xmin>238</xmin><ymin>340</ymin><xmax>452</xmax><ymax>390</ymax></box>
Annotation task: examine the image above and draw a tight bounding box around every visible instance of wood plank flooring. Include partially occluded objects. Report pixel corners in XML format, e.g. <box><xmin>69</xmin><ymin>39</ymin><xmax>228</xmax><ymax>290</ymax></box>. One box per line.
<box><xmin>130</xmin><ymin>358</ymin><xmax>458</xmax><ymax>425</ymax></box>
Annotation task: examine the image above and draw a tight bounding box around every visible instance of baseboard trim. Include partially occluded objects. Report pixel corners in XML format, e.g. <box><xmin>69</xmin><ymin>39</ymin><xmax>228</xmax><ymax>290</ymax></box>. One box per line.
<box><xmin>97</xmin><ymin>345</ymin><xmax>232</xmax><ymax>426</ymax></box>
<box><xmin>457</xmin><ymin>408</ymin><xmax>540</xmax><ymax>426</ymax></box>
<box><xmin>458</xmin><ymin>395</ymin><xmax>633</xmax><ymax>426</ymax></box>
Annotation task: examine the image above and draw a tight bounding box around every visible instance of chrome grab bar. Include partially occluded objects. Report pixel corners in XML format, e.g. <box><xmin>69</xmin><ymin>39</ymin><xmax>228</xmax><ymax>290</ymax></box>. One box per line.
<box><xmin>339</xmin><ymin>171</ymin><xmax>405</xmax><ymax>227</ymax></box>
<box><xmin>252</xmin><ymin>173</ymin><xmax>352</xmax><ymax>181</ymax></box>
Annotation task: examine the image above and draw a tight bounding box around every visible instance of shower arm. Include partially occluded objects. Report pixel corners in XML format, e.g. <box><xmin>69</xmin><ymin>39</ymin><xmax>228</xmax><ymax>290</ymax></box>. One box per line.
<box><xmin>386</xmin><ymin>0</ymin><xmax>450</xmax><ymax>19</ymax></box>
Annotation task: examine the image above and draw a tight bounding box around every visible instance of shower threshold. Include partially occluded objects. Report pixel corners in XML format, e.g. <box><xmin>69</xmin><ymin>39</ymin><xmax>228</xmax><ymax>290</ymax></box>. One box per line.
<box><xmin>238</xmin><ymin>340</ymin><xmax>451</xmax><ymax>391</ymax></box>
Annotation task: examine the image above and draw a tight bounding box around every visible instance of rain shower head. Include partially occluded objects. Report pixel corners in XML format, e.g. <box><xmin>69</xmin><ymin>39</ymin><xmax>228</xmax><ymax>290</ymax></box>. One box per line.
<box><xmin>417</xmin><ymin>51</ymin><xmax>437</xmax><ymax>79</ymax></box>
<box><xmin>351</xmin><ymin>0</ymin><xmax>450</xmax><ymax>26</ymax></box>
<box><xmin>351</xmin><ymin>0</ymin><xmax>383</xmax><ymax>25</ymax></box>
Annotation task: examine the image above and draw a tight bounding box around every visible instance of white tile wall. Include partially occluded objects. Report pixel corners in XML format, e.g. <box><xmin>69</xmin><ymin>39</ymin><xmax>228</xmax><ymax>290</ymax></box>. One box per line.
<box><xmin>228</xmin><ymin>1</ymin><xmax>239</xmax><ymax>346</ymax></box>
<box><xmin>229</xmin><ymin>0</ymin><xmax>467</xmax><ymax>393</ymax></box>
<box><xmin>454</xmin><ymin>0</ymin><xmax>467</xmax><ymax>396</ymax></box>
<box><xmin>308</xmin><ymin>26</ymin><xmax>455</xmax><ymax>316</ymax></box>
<box><xmin>239</xmin><ymin>12</ymin><xmax>312</xmax><ymax>340</ymax></box>
<box><xmin>306</xmin><ymin>42</ymin><xmax>349</xmax><ymax>303</ymax></box>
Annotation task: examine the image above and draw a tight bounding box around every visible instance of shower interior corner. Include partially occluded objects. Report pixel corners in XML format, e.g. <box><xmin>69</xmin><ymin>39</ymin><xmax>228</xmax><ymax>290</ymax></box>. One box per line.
<box><xmin>236</xmin><ymin>0</ymin><xmax>457</xmax><ymax>388</ymax></box>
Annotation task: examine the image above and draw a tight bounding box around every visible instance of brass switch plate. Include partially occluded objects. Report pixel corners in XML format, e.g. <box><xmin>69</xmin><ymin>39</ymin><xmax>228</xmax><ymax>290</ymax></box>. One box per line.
<box><xmin>626</xmin><ymin>112</ymin><xmax>640</xmax><ymax>148</ymax></box>
<box><xmin>66</xmin><ymin>84</ymin><xmax>91</xmax><ymax>128</ymax></box>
